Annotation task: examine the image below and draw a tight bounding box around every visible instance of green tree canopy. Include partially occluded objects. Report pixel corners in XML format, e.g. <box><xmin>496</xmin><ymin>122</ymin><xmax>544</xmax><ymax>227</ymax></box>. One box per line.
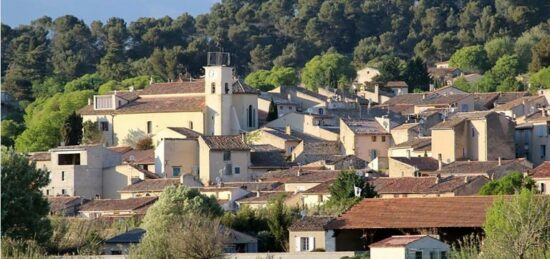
<box><xmin>483</xmin><ymin>189</ymin><xmax>550</xmax><ymax>258</ymax></box>
<box><xmin>15</xmin><ymin>90</ymin><xmax>93</xmax><ymax>152</ymax></box>
<box><xmin>1</xmin><ymin>147</ymin><xmax>51</xmax><ymax>244</ymax></box>
<box><xmin>484</xmin><ymin>36</ymin><xmax>514</xmax><ymax>66</ymax></box>
<box><xmin>134</xmin><ymin>186</ymin><xmax>223</xmax><ymax>258</ymax></box>
<box><xmin>301</xmin><ymin>52</ymin><xmax>355</xmax><ymax>91</ymax></box>
<box><xmin>245</xmin><ymin>66</ymin><xmax>298</xmax><ymax>91</ymax></box>
<box><xmin>479</xmin><ymin>171</ymin><xmax>535</xmax><ymax>195</ymax></box>
<box><xmin>528</xmin><ymin>36</ymin><xmax>550</xmax><ymax>72</ymax></box>
<box><xmin>449</xmin><ymin>45</ymin><xmax>490</xmax><ymax>73</ymax></box>
<box><xmin>530</xmin><ymin>67</ymin><xmax>550</xmax><ymax>89</ymax></box>
<box><xmin>64</xmin><ymin>73</ymin><xmax>106</xmax><ymax>92</ymax></box>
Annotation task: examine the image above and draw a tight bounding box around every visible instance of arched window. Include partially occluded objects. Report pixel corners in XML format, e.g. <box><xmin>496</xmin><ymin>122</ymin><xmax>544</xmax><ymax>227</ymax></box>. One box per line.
<box><xmin>248</xmin><ymin>105</ymin><xmax>253</xmax><ymax>127</ymax></box>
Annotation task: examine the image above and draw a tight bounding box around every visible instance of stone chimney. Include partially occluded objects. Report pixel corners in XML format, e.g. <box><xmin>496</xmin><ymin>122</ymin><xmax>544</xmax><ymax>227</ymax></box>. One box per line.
<box><xmin>256</xmin><ymin>191</ymin><xmax>260</xmax><ymax>197</ymax></box>
<box><xmin>435</xmin><ymin>174</ymin><xmax>441</xmax><ymax>184</ymax></box>
<box><xmin>498</xmin><ymin>157</ymin><xmax>502</xmax><ymax>166</ymax></box>
<box><xmin>464</xmin><ymin>176</ymin><xmax>470</xmax><ymax>184</ymax></box>
<box><xmin>422</xmin><ymin>93</ymin><xmax>427</xmax><ymax>100</ymax></box>
<box><xmin>296</xmin><ymin>168</ymin><xmax>301</xmax><ymax>177</ymax></box>
<box><xmin>285</xmin><ymin>125</ymin><xmax>292</xmax><ymax>135</ymax></box>
<box><xmin>406</xmin><ymin>150</ymin><xmax>411</xmax><ymax>159</ymax></box>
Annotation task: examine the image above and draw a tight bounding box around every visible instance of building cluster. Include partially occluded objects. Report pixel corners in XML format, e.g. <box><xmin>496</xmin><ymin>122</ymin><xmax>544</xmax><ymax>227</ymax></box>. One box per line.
<box><xmin>32</xmin><ymin>55</ymin><xmax>550</xmax><ymax>256</ymax></box>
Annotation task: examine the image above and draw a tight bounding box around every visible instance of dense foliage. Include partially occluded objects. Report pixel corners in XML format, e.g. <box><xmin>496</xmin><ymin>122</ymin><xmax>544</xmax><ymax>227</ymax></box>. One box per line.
<box><xmin>479</xmin><ymin>171</ymin><xmax>535</xmax><ymax>195</ymax></box>
<box><xmin>1</xmin><ymin>148</ymin><xmax>51</xmax><ymax>245</ymax></box>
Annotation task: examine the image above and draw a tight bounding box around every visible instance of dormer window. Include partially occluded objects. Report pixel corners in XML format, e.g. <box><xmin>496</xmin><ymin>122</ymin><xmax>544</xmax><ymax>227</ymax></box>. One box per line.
<box><xmin>211</xmin><ymin>83</ymin><xmax>216</xmax><ymax>93</ymax></box>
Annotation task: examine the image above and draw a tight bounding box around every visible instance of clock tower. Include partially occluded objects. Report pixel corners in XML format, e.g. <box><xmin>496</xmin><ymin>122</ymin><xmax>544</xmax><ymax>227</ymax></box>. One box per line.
<box><xmin>204</xmin><ymin>52</ymin><xmax>235</xmax><ymax>135</ymax></box>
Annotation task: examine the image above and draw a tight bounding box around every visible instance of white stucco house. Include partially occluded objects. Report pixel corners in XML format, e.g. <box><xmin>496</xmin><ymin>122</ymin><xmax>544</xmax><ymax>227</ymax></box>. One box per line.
<box><xmin>369</xmin><ymin>235</ymin><xmax>449</xmax><ymax>259</ymax></box>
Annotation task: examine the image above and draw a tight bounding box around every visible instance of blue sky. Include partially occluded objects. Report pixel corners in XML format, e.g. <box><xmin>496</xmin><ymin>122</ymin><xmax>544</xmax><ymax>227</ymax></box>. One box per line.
<box><xmin>2</xmin><ymin>0</ymin><xmax>218</xmax><ymax>27</ymax></box>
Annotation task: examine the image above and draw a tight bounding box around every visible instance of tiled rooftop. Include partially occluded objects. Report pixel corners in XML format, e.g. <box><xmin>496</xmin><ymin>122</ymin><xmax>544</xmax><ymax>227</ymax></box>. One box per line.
<box><xmin>123</xmin><ymin>149</ymin><xmax>154</xmax><ymax>164</ymax></box>
<box><xmin>288</xmin><ymin>216</ymin><xmax>334</xmax><ymax>231</ymax></box>
<box><xmin>166</xmin><ymin>127</ymin><xmax>202</xmax><ymax>138</ymax></box>
<box><xmin>369</xmin><ymin>235</ymin><xmax>436</xmax><ymax>247</ymax></box>
<box><xmin>79</xmin><ymin>96</ymin><xmax>205</xmax><ymax>115</ymax></box>
<box><xmin>139</xmin><ymin>79</ymin><xmax>204</xmax><ymax>95</ymax></box>
<box><xmin>371</xmin><ymin>175</ymin><xmax>486</xmax><ymax>194</ymax></box>
<box><xmin>327</xmin><ymin>196</ymin><xmax>499</xmax><ymax>229</ymax></box>
<box><xmin>201</xmin><ymin>135</ymin><xmax>250</xmax><ymax>151</ymax></box>
<box><xmin>79</xmin><ymin>197</ymin><xmax>158</xmax><ymax>212</ymax></box>
<box><xmin>343</xmin><ymin>119</ymin><xmax>389</xmax><ymax>135</ymax></box>
<box><xmin>119</xmin><ymin>178</ymin><xmax>180</xmax><ymax>192</ymax></box>
<box><xmin>530</xmin><ymin>162</ymin><xmax>550</xmax><ymax>178</ymax></box>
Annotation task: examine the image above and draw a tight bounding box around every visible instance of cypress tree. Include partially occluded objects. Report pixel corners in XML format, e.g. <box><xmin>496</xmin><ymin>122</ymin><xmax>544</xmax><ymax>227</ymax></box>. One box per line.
<box><xmin>266</xmin><ymin>98</ymin><xmax>279</xmax><ymax>122</ymax></box>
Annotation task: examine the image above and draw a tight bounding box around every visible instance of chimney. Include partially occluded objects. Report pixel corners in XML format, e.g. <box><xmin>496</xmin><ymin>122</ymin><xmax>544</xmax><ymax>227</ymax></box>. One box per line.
<box><xmin>285</xmin><ymin>125</ymin><xmax>292</xmax><ymax>135</ymax></box>
<box><xmin>374</xmin><ymin>84</ymin><xmax>379</xmax><ymax>96</ymax></box>
<box><xmin>435</xmin><ymin>174</ymin><xmax>441</xmax><ymax>184</ymax></box>
<box><xmin>438</xmin><ymin>154</ymin><xmax>442</xmax><ymax>171</ymax></box>
<box><xmin>241</xmin><ymin>132</ymin><xmax>247</xmax><ymax>143</ymax></box>
<box><xmin>129</xmin><ymin>86</ymin><xmax>134</xmax><ymax>92</ymax></box>
<box><xmin>422</xmin><ymin>93</ymin><xmax>427</xmax><ymax>100</ymax></box>
<box><xmin>543</xmin><ymin>109</ymin><xmax>547</xmax><ymax>117</ymax></box>
<box><xmin>287</xmin><ymin>93</ymin><xmax>291</xmax><ymax>102</ymax></box>
<box><xmin>179</xmin><ymin>174</ymin><xmax>184</xmax><ymax>184</ymax></box>
<box><xmin>88</xmin><ymin>98</ymin><xmax>92</xmax><ymax>105</ymax></box>
<box><xmin>406</xmin><ymin>150</ymin><xmax>411</xmax><ymax>159</ymax></box>
<box><xmin>464</xmin><ymin>176</ymin><xmax>470</xmax><ymax>183</ymax></box>
<box><xmin>498</xmin><ymin>157</ymin><xmax>502</xmax><ymax>166</ymax></box>
<box><xmin>256</xmin><ymin>191</ymin><xmax>260</xmax><ymax>197</ymax></box>
<box><xmin>296</xmin><ymin>169</ymin><xmax>301</xmax><ymax>177</ymax></box>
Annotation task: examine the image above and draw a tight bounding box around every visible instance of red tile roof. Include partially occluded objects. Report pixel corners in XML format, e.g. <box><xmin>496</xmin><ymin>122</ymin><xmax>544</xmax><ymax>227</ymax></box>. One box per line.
<box><xmin>139</xmin><ymin>79</ymin><xmax>205</xmax><ymax>95</ymax></box>
<box><xmin>327</xmin><ymin>196</ymin><xmax>498</xmax><ymax>229</ymax></box>
<box><xmin>108</xmin><ymin>146</ymin><xmax>133</xmax><ymax>154</ymax></box>
<box><xmin>119</xmin><ymin>178</ymin><xmax>180</xmax><ymax>192</ymax></box>
<box><xmin>391</xmin><ymin>157</ymin><xmax>439</xmax><ymax>171</ymax></box>
<box><xmin>79</xmin><ymin>96</ymin><xmax>205</xmax><ymax>115</ymax></box>
<box><xmin>285</xmin><ymin>170</ymin><xmax>340</xmax><ymax>183</ymax></box>
<box><xmin>123</xmin><ymin>149</ymin><xmax>154</xmax><ymax>164</ymax></box>
<box><xmin>369</xmin><ymin>235</ymin><xmax>439</xmax><ymax>247</ymax></box>
<box><xmin>201</xmin><ymin>135</ymin><xmax>250</xmax><ymax>151</ymax></box>
<box><xmin>289</xmin><ymin>216</ymin><xmax>334</xmax><ymax>231</ymax></box>
<box><xmin>371</xmin><ymin>176</ymin><xmax>487</xmax><ymax>194</ymax></box>
<box><xmin>386</xmin><ymin>81</ymin><xmax>408</xmax><ymax>88</ymax></box>
<box><xmin>79</xmin><ymin>197</ymin><xmax>158</xmax><ymax>212</ymax></box>
<box><xmin>531</xmin><ymin>162</ymin><xmax>550</xmax><ymax>178</ymax></box>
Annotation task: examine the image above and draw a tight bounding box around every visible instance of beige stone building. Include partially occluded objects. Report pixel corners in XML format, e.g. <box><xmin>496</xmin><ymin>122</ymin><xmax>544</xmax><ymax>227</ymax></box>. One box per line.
<box><xmin>386</xmin><ymin>81</ymin><xmax>409</xmax><ymax>96</ymax></box>
<box><xmin>494</xmin><ymin>96</ymin><xmax>547</xmax><ymax>121</ymax></box>
<box><xmin>340</xmin><ymin>118</ymin><xmax>391</xmax><ymax>162</ymax></box>
<box><xmin>388</xmin><ymin>156</ymin><xmax>439</xmax><ymax>178</ymax></box>
<box><xmin>515</xmin><ymin>110</ymin><xmax>550</xmax><ymax>165</ymax></box>
<box><xmin>80</xmin><ymin>61</ymin><xmax>259</xmax><ymax>146</ymax></box>
<box><xmin>388</xmin><ymin>138</ymin><xmax>432</xmax><ymax>158</ymax></box>
<box><xmin>258</xmin><ymin>92</ymin><xmax>298</xmax><ymax>124</ymax></box>
<box><xmin>530</xmin><ymin>162</ymin><xmax>550</xmax><ymax>195</ymax></box>
<box><xmin>431</xmin><ymin>111</ymin><xmax>515</xmax><ymax>163</ymax></box>
<box><xmin>288</xmin><ymin>216</ymin><xmax>335</xmax><ymax>252</ymax></box>
<box><xmin>198</xmin><ymin>135</ymin><xmax>252</xmax><ymax>185</ymax></box>
<box><xmin>355</xmin><ymin>67</ymin><xmax>380</xmax><ymax>84</ymax></box>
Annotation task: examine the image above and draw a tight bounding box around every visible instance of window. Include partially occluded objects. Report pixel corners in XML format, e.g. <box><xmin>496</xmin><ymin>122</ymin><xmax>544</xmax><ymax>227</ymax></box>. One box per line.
<box><xmin>371</xmin><ymin>136</ymin><xmax>377</xmax><ymax>142</ymax></box>
<box><xmin>58</xmin><ymin>154</ymin><xmax>80</xmax><ymax>165</ymax></box>
<box><xmin>441</xmin><ymin>251</ymin><xmax>448</xmax><ymax>259</ymax></box>
<box><xmin>224</xmin><ymin>82</ymin><xmax>229</xmax><ymax>94</ymax></box>
<box><xmin>188</xmin><ymin>121</ymin><xmax>194</xmax><ymax>130</ymax></box>
<box><xmin>225</xmin><ymin>163</ymin><xmax>233</xmax><ymax>176</ymax></box>
<box><xmin>541</xmin><ymin>145</ymin><xmax>547</xmax><ymax>158</ymax></box>
<box><xmin>415</xmin><ymin>251</ymin><xmax>423</xmax><ymax>259</ymax></box>
<box><xmin>147</xmin><ymin>121</ymin><xmax>152</xmax><ymax>134</ymax></box>
<box><xmin>46</xmin><ymin>190</ymin><xmax>49</xmax><ymax>196</ymax></box>
<box><xmin>430</xmin><ymin>251</ymin><xmax>437</xmax><ymax>259</ymax></box>
<box><xmin>61</xmin><ymin>189</ymin><xmax>66</xmax><ymax>195</ymax></box>
<box><xmin>235</xmin><ymin>167</ymin><xmax>240</xmax><ymax>174</ymax></box>
<box><xmin>381</xmin><ymin>136</ymin><xmax>386</xmax><ymax>142</ymax></box>
<box><xmin>318</xmin><ymin>108</ymin><xmax>324</xmax><ymax>115</ymax></box>
<box><xmin>248</xmin><ymin>105</ymin><xmax>254</xmax><ymax>127</ymax></box>
<box><xmin>100</xmin><ymin>121</ymin><xmax>109</xmax><ymax>131</ymax></box>
<box><xmin>61</xmin><ymin>171</ymin><xmax>65</xmax><ymax>181</ymax></box>
<box><xmin>211</xmin><ymin>83</ymin><xmax>216</xmax><ymax>93</ymax></box>
<box><xmin>370</xmin><ymin>149</ymin><xmax>377</xmax><ymax>160</ymax></box>
<box><xmin>461</xmin><ymin>103</ymin><xmax>468</xmax><ymax>112</ymax></box>
<box><xmin>300</xmin><ymin>237</ymin><xmax>309</xmax><ymax>251</ymax></box>
<box><xmin>541</xmin><ymin>183</ymin><xmax>546</xmax><ymax>193</ymax></box>
<box><xmin>172</xmin><ymin>166</ymin><xmax>181</xmax><ymax>177</ymax></box>
<box><xmin>223</xmin><ymin>151</ymin><xmax>231</xmax><ymax>161</ymax></box>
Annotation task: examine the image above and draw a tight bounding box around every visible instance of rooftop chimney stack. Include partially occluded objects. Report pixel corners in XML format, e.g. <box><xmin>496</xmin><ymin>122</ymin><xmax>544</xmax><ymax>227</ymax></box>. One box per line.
<box><xmin>406</xmin><ymin>150</ymin><xmax>411</xmax><ymax>159</ymax></box>
<box><xmin>438</xmin><ymin>154</ymin><xmax>443</xmax><ymax>171</ymax></box>
<box><xmin>498</xmin><ymin>157</ymin><xmax>502</xmax><ymax>166</ymax></box>
<box><xmin>285</xmin><ymin>125</ymin><xmax>292</xmax><ymax>135</ymax></box>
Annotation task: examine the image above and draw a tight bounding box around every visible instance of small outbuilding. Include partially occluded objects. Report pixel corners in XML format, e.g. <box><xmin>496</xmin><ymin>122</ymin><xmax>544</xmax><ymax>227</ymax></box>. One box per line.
<box><xmin>369</xmin><ymin>235</ymin><xmax>449</xmax><ymax>259</ymax></box>
<box><xmin>104</xmin><ymin>228</ymin><xmax>145</xmax><ymax>255</ymax></box>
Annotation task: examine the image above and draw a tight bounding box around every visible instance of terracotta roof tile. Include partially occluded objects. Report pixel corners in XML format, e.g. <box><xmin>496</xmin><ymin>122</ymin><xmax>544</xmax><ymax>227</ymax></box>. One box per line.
<box><xmin>123</xmin><ymin>149</ymin><xmax>154</xmax><ymax>164</ymax></box>
<box><xmin>108</xmin><ymin>146</ymin><xmax>133</xmax><ymax>154</ymax></box>
<box><xmin>79</xmin><ymin>96</ymin><xmax>205</xmax><ymax>115</ymax></box>
<box><xmin>285</xmin><ymin>170</ymin><xmax>340</xmax><ymax>183</ymax></box>
<box><xmin>494</xmin><ymin>96</ymin><xmax>544</xmax><ymax>111</ymax></box>
<box><xmin>232</xmin><ymin>80</ymin><xmax>260</xmax><ymax>95</ymax></box>
<box><xmin>250</xmin><ymin>151</ymin><xmax>289</xmax><ymax>168</ymax></box>
<box><xmin>289</xmin><ymin>216</ymin><xmax>334</xmax><ymax>231</ymax></box>
<box><xmin>391</xmin><ymin>157</ymin><xmax>439</xmax><ymax>171</ymax></box>
<box><xmin>201</xmin><ymin>135</ymin><xmax>250</xmax><ymax>151</ymax></box>
<box><xmin>166</xmin><ymin>127</ymin><xmax>202</xmax><ymax>138</ymax></box>
<box><xmin>369</xmin><ymin>235</ymin><xmax>437</xmax><ymax>247</ymax></box>
<box><xmin>302</xmin><ymin>180</ymin><xmax>334</xmax><ymax>194</ymax></box>
<box><xmin>48</xmin><ymin>196</ymin><xmax>84</xmax><ymax>214</ymax></box>
<box><xmin>393</xmin><ymin>138</ymin><xmax>431</xmax><ymax>150</ymax></box>
<box><xmin>386</xmin><ymin>81</ymin><xmax>408</xmax><ymax>88</ymax></box>
<box><xmin>371</xmin><ymin>176</ymin><xmax>486</xmax><ymax>194</ymax></box>
<box><xmin>260</xmin><ymin>166</ymin><xmax>326</xmax><ymax>182</ymax></box>
<box><xmin>530</xmin><ymin>162</ymin><xmax>550</xmax><ymax>178</ymax></box>
<box><xmin>119</xmin><ymin>178</ymin><xmax>180</xmax><ymax>192</ymax></box>
<box><xmin>236</xmin><ymin>191</ymin><xmax>293</xmax><ymax>203</ymax></box>
<box><xmin>79</xmin><ymin>197</ymin><xmax>157</xmax><ymax>212</ymax></box>
<box><xmin>327</xmin><ymin>196</ymin><xmax>499</xmax><ymax>229</ymax></box>
<box><xmin>139</xmin><ymin>79</ymin><xmax>204</xmax><ymax>95</ymax></box>
<box><xmin>428</xmin><ymin>160</ymin><xmax>531</xmax><ymax>179</ymax></box>
<box><xmin>343</xmin><ymin>119</ymin><xmax>389</xmax><ymax>135</ymax></box>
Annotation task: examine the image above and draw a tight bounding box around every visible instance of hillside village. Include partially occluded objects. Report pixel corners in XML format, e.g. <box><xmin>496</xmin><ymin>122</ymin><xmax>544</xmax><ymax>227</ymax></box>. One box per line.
<box><xmin>18</xmin><ymin>51</ymin><xmax>549</xmax><ymax>256</ymax></box>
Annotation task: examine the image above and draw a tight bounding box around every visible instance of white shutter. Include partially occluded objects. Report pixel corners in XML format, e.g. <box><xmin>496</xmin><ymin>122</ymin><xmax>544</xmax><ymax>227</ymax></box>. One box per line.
<box><xmin>295</xmin><ymin>237</ymin><xmax>301</xmax><ymax>252</ymax></box>
<box><xmin>309</xmin><ymin>237</ymin><xmax>315</xmax><ymax>251</ymax></box>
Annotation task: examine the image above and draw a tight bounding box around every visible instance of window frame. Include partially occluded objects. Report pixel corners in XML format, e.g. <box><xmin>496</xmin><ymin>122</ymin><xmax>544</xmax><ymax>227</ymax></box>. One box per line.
<box><xmin>300</xmin><ymin>237</ymin><xmax>309</xmax><ymax>251</ymax></box>
<box><xmin>147</xmin><ymin>121</ymin><xmax>152</xmax><ymax>134</ymax></box>
<box><xmin>235</xmin><ymin>167</ymin><xmax>240</xmax><ymax>174</ymax></box>
<box><xmin>223</xmin><ymin>151</ymin><xmax>231</xmax><ymax>161</ymax></box>
<box><xmin>172</xmin><ymin>166</ymin><xmax>182</xmax><ymax>177</ymax></box>
<box><xmin>100</xmin><ymin>121</ymin><xmax>109</xmax><ymax>131</ymax></box>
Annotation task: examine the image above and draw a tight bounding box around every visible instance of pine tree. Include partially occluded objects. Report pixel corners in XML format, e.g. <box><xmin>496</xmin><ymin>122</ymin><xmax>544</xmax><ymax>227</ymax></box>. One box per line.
<box><xmin>60</xmin><ymin>111</ymin><xmax>83</xmax><ymax>145</ymax></box>
<box><xmin>266</xmin><ymin>98</ymin><xmax>279</xmax><ymax>122</ymax></box>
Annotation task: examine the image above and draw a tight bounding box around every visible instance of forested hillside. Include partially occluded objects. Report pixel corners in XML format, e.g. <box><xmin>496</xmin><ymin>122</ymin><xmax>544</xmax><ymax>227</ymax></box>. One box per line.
<box><xmin>2</xmin><ymin>0</ymin><xmax>550</xmax><ymax>152</ymax></box>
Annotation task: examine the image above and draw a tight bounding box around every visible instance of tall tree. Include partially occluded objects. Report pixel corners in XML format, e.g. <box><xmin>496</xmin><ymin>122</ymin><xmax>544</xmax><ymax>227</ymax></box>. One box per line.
<box><xmin>60</xmin><ymin>111</ymin><xmax>83</xmax><ymax>146</ymax></box>
<box><xmin>449</xmin><ymin>45</ymin><xmax>490</xmax><ymax>73</ymax></box>
<box><xmin>51</xmin><ymin>15</ymin><xmax>97</xmax><ymax>80</ymax></box>
<box><xmin>266</xmin><ymin>98</ymin><xmax>279</xmax><ymax>122</ymax></box>
<box><xmin>1</xmin><ymin>147</ymin><xmax>51</xmax><ymax>244</ymax></box>
<box><xmin>98</xmin><ymin>18</ymin><xmax>130</xmax><ymax>80</ymax></box>
<box><xmin>301</xmin><ymin>52</ymin><xmax>356</xmax><ymax>91</ymax></box>
<box><xmin>528</xmin><ymin>36</ymin><xmax>550</xmax><ymax>72</ymax></box>
<box><xmin>249</xmin><ymin>44</ymin><xmax>274</xmax><ymax>72</ymax></box>
<box><xmin>265</xmin><ymin>194</ymin><xmax>297</xmax><ymax>251</ymax></box>
<box><xmin>403</xmin><ymin>57</ymin><xmax>431</xmax><ymax>91</ymax></box>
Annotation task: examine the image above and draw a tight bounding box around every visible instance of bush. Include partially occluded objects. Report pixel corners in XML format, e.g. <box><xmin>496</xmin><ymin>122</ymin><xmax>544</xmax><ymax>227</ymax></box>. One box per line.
<box><xmin>1</xmin><ymin>237</ymin><xmax>46</xmax><ymax>259</ymax></box>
